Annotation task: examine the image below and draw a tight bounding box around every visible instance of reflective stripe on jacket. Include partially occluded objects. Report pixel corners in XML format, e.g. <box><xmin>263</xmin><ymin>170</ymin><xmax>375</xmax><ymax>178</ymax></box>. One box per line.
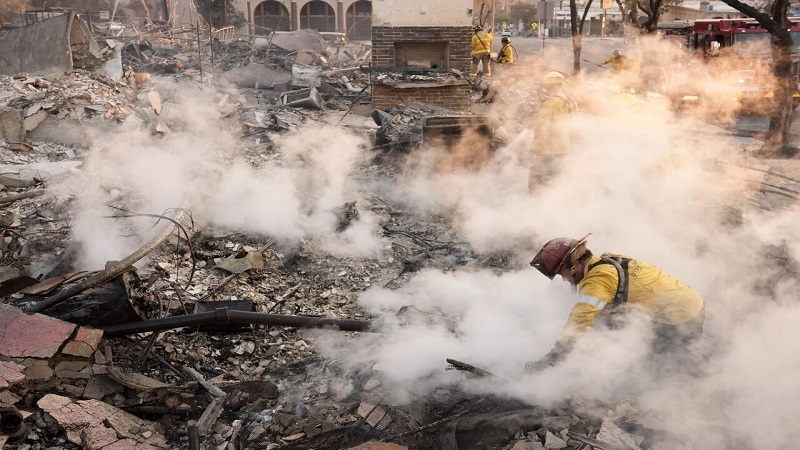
<box><xmin>560</xmin><ymin>253</ymin><xmax>705</xmax><ymax>341</ymax></box>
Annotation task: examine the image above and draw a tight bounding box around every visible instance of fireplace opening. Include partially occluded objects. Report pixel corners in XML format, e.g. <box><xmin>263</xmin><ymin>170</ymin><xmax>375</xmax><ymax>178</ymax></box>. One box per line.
<box><xmin>394</xmin><ymin>42</ymin><xmax>450</xmax><ymax>70</ymax></box>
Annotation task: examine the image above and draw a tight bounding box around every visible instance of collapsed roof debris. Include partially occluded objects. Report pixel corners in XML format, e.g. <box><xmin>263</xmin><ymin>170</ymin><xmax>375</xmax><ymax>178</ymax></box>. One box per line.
<box><xmin>0</xmin><ymin>14</ymin><xmax>104</xmax><ymax>79</ymax></box>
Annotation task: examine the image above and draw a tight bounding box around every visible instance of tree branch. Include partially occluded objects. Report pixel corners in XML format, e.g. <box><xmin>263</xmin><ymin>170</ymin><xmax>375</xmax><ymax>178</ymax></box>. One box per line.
<box><xmin>580</xmin><ymin>0</ymin><xmax>594</xmax><ymax>34</ymax></box>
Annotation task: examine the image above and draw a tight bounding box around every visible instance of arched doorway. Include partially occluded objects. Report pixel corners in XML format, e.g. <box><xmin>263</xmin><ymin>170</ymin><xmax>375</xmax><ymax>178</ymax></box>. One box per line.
<box><xmin>253</xmin><ymin>0</ymin><xmax>290</xmax><ymax>35</ymax></box>
<box><xmin>345</xmin><ymin>1</ymin><xmax>371</xmax><ymax>40</ymax></box>
<box><xmin>299</xmin><ymin>1</ymin><xmax>335</xmax><ymax>32</ymax></box>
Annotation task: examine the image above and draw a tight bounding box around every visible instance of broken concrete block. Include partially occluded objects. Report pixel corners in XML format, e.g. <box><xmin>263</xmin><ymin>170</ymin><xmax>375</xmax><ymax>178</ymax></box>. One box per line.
<box><xmin>596</xmin><ymin>419</ymin><xmax>643</xmax><ymax>450</ymax></box>
<box><xmin>148</xmin><ymin>91</ymin><xmax>162</xmax><ymax>115</ymax></box>
<box><xmin>23</xmin><ymin>109</ymin><xmax>48</xmax><ymax>132</ymax></box>
<box><xmin>0</xmin><ymin>389</ymin><xmax>22</xmax><ymax>405</ymax></box>
<box><xmin>54</xmin><ymin>360</ymin><xmax>90</xmax><ymax>379</ymax></box>
<box><xmin>541</xmin><ymin>416</ymin><xmax>572</xmax><ymax>432</ymax></box>
<box><xmin>357</xmin><ymin>402</ymin><xmax>387</xmax><ymax>428</ymax></box>
<box><xmin>512</xmin><ymin>439</ymin><xmax>546</xmax><ymax>450</ymax></box>
<box><xmin>61</xmin><ymin>327</ymin><xmax>104</xmax><ymax>358</ymax></box>
<box><xmin>19</xmin><ymin>358</ymin><xmax>54</xmax><ymax>381</ymax></box>
<box><xmin>83</xmin><ymin>375</ymin><xmax>125</xmax><ymax>400</ymax></box>
<box><xmin>0</xmin><ymin>107</ymin><xmax>25</xmax><ymax>144</ymax></box>
<box><xmin>544</xmin><ymin>430</ymin><xmax>567</xmax><ymax>449</ymax></box>
<box><xmin>0</xmin><ymin>304</ymin><xmax>76</xmax><ymax>359</ymax></box>
<box><xmin>0</xmin><ymin>174</ymin><xmax>36</xmax><ymax>188</ymax></box>
<box><xmin>37</xmin><ymin>394</ymin><xmax>168</xmax><ymax>449</ymax></box>
<box><xmin>0</xmin><ymin>360</ymin><xmax>26</xmax><ymax>389</ymax></box>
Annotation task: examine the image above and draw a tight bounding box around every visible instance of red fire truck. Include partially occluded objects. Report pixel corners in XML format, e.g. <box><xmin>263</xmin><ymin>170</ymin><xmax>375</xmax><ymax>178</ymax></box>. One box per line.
<box><xmin>687</xmin><ymin>18</ymin><xmax>800</xmax><ymax>113</ymax></box>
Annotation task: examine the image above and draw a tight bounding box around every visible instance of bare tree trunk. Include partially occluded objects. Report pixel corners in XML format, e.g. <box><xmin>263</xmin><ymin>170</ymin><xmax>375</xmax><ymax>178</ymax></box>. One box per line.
<box><xmin>718</xmin><ymin>0</ymin><xmax>795</xmax><ymax>157</ymax></box>
<box><xmin>765</xmin><ymin>31</ymin><xmax>795</xmax><ymax>156</ymax></box>
<box><xmin>570</xmin><ymin>0</ymin><xmax>581</xmax><ymax>73</ymax></box>
<box><xmin>570</xmin><ymin>0</ymin><xmax>593</xmax><ymax>74</ymax></box>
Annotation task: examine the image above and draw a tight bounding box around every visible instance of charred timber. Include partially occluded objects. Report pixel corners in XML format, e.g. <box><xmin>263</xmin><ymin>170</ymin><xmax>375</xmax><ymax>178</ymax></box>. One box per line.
<box><xmin>103</xmin><ymin>308</ymin><xmax>375</xmax><ymax>337</ymax></box>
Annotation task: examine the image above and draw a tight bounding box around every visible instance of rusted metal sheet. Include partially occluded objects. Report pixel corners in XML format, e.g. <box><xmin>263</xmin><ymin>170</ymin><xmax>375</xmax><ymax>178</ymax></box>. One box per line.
<box><xmin>0</xmin><ymin>13</ymin><xmax>102</xmax><ymax>78</ymax></box>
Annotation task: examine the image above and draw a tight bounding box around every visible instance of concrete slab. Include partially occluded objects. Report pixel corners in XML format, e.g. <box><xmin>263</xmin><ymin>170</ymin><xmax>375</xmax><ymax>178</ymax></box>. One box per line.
<box><xmin>0</xmin><ymin>304</ymin><xmax>75</xmax><ymax>359</ymax></box>
<box><xmin>0</xmin><ymin>360</ymin><xmax>26</xmax><ymax>388</ymax></box>
<box><xmin>62</xmin><ymin>327</ymin><xmax>103</xmax><ymax>358</ymax></box>
<box><xmin>37</xmin><ymin>394</ymin><xmax>168</xmax><ymax>449</ymax></box>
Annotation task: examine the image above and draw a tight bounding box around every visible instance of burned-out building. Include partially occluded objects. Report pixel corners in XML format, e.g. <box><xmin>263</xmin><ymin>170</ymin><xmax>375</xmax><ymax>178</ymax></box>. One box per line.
<box><xmin>241</xmin><ymin>0</ymin><xmax>372</xmax><ymax>38</ymax></box>
<box><xmin>369</xmin><ymin>0</ymin><xmax>472</xmax><ymax>111</ymax></box>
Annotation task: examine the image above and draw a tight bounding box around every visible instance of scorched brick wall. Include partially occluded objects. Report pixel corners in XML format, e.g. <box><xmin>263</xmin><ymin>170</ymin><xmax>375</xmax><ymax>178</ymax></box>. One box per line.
<box><xmin>372</xmin><ymin>83</ymin><xmax>471</xmax><ymax>110</ymax></box>
<box><xmin>371</xmin><ymin>26</ymin><xmax>472</xmax><ymax>70</ymax></box>
<box><xmin>371</xmin><ymin>25</ymin><xmax>473</xmax><ymax>111</ymax></box>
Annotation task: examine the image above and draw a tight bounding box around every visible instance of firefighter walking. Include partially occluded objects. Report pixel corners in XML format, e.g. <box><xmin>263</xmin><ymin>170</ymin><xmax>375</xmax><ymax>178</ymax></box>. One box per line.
<box><xmin>526</xmin><ymin>234</ymin><xmax>705</xmax><ymax>373</ymax></box>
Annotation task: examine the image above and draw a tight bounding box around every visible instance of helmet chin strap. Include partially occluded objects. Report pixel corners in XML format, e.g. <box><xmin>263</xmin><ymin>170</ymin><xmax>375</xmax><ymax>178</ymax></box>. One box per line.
<box><xmin>564</xmin><ymin>259</ymin><xmax>585</xmax><ymax>287</ymax></box>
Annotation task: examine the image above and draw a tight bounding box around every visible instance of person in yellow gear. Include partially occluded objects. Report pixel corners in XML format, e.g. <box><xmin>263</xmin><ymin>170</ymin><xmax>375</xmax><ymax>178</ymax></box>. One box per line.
<box><xmin>529</xmin><ymin>71</ymin><xmax>578</xmax><ymax>190</ymax></box>
<box><xmin>496</xmin><ymin>37</ymin><xmax>515</xmax><ymax>64</ymax></box>
<box><xmin>470</xmin><ymin>25</ymin><xmax>494</xmax><ymax>77</ymax></box>
<box><xmin>600</xmin><ymin>49</ymin><xmax>628</xmax><ymax>72</ymax></box>
<box><xmin>527</xmin><ymin>234</ymin><xmax>705</xmax><ymax>372</ymax></box>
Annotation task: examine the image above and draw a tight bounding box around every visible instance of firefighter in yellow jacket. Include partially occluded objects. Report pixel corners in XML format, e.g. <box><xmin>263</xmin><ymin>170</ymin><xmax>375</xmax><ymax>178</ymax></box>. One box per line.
<box><xmin>529</xmin><ymin>71</ymin><xmax>578</xmax><ymax>190</ymax></box>
<box><xmin>470</xmin><ymin>25</ymin><xmax>494</xmax><ymax>77</ymax></box>
<box><xmin>600</xmin><ymin>49</ymin><xmax>629</xmax><ymax>72</ymax></box>
<box><xmin>497</xmin><ymin>37</ymin><xmax>515</xmax><ymax>64</ymax></box>
<box><xmin>527</xmin><ymin>234</ymin><xmax>705</xmax><ymax>371</ymax></box>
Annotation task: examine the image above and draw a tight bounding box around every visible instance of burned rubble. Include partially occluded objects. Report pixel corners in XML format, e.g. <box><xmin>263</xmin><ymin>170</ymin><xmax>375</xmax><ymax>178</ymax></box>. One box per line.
<box><xmin>5</xmin><ymin>9</ymin><xmax>800</xmax><ymax>450</ymax></box>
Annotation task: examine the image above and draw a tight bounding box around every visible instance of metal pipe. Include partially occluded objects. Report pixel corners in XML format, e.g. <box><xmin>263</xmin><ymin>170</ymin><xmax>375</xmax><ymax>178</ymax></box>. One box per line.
<box><xmin>103</xmin><ymin>308</ymin><xmax>375</xmax><ymax>336</ymax></box>
<box><xmin>187</xmin><ymin>424</ymin><xmax>200</xmax><ymax>450</ymax></box>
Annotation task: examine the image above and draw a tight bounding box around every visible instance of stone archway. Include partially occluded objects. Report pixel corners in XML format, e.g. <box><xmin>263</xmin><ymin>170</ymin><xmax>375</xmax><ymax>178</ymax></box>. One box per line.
<box><xmin>253</xmin><ymin>0</ymin><xmax>290</xmax><ymax>35</ymax></box>
<box><xmin>299</xmin><ymin>1</ymin><xmax>336</xmax><ymax>32</ymax></box>
<box><xmin>345</xmin><ymin>0</ymin><xmax>371</xmax><ymax>40</ymax></box>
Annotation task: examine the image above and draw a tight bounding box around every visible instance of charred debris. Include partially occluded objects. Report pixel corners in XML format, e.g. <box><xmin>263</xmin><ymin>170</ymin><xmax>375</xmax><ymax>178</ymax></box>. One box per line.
<box><xmin>3</xmin><ymin>11</ymin><xmax>800</xmax><ymax>450</ymax></box>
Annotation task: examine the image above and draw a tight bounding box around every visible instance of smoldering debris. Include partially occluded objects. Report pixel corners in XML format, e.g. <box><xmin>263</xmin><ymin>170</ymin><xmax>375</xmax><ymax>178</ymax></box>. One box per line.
<box><xmin>6</xmin><ymin>13</ymin><xmax>800</xmax><ymax>450</ymax></box>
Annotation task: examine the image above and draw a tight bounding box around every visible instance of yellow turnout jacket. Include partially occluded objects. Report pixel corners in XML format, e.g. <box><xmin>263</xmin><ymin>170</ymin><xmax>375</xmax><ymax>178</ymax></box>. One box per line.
<box><xmin>532</xmin><ymin>94</ymin><xmax>578</xmax><ymax>156</ymax></box>
<box><xmin>498</xmin><ymin>44</ymin><xmax>514</xmax><ymax>63</ymax></box>
<box><xmin>601</xmin><ymin>55</ymin><xmax>630</xmax><ymax>72</ymax></box>
<box><xmin>561</xmin><ymin>253</ymin><xmax>705</xmax><ymax>342</ymax></box>
<box><xmin>471</xmin><ymin>30</ymin><xmax>493</xmax><ymax>55</ymax></box>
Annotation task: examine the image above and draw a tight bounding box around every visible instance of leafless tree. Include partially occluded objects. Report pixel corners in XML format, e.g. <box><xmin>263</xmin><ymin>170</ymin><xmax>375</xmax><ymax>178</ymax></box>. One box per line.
<box><xmin>719</xmin><ymin>0</ymin><xmax>796</xmax><ymax>157</ymax></box>
<box><xmin>570</xmin><ymin>0</ymin><xmax>595</xmax><ymax>73</ymax></box>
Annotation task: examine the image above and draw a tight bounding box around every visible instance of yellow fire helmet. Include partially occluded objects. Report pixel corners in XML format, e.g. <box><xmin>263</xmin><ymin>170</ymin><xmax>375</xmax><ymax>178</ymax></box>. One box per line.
<box><xmin>543</xmin><ymin>71</ymin><xmax>566</xmax><ymax>84</ymax></box>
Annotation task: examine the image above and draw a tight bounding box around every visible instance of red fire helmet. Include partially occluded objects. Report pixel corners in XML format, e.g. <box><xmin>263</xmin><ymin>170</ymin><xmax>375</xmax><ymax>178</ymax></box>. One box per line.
<box><xmin>530</xmin><ymin>234</ymin><xmax>590</xmax><ymax>279</ymax></box>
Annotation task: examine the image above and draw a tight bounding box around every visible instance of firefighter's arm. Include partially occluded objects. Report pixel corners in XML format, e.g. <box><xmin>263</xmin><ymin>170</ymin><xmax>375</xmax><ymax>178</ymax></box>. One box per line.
<box><xmin>525</xmin><ymin>298</ymin><xmax>604</xmax><ymax>371</ymax></box>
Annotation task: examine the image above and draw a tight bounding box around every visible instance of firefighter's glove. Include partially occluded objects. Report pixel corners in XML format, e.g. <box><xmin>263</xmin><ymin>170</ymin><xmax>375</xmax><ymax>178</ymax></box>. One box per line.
<box><xmin>525</xmin><ymin>358</ymin><xmax>554</xmax><ymax>372</ymax></box>
<box><xmin>525</xmin><ymin>342</ymin><xmax>570</xmax><ymax>372</ymax></box>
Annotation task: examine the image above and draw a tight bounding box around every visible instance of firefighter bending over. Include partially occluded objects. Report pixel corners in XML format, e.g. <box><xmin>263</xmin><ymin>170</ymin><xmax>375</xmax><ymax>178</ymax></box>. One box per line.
<box><xmin>526</xmin><ymin>234</ymin><xmax>705</xmax><ymax>372</ymax></box>
<box><xmin>600</xmin><ymin>49</ymin><xmax>628</xmax><ymax>72</ymax></box>
<box><xmin>529</xmin><ymin>71</ymin><xmax>578</xmax><ymax>190</ymax></box>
